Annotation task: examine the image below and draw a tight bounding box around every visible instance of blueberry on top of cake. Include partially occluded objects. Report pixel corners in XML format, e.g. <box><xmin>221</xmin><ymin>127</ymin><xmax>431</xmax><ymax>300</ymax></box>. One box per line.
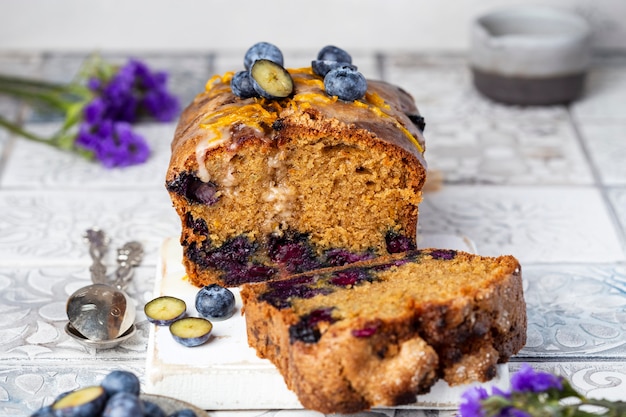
<box><xmin>166</xmin><ymin>43</ymin><xmax>427</xmax><ymax>287</ymax></box>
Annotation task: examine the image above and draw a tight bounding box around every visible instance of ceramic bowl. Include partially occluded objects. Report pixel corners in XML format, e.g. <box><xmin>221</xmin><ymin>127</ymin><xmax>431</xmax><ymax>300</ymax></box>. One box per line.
<box><xmin>470</xmin><ymin>6</ymin><xmax>592</xmax><ymax>105</ymax></box>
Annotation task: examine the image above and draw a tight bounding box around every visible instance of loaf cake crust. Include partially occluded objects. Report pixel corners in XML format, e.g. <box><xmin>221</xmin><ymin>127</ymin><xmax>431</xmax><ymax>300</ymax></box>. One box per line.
<box><xmin>240</xmin><ymin>249</ymin><xmax>527</xmax><ymax>413</ymax></box>
<box><xmin>166</xmin><ymin>68</ymin><xmax>427</xmax><ymax>287</ymax></box>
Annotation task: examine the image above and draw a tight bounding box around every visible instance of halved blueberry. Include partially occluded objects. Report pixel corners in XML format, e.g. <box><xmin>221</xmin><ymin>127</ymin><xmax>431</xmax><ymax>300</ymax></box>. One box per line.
<box><xmin>250</xmin><ymin>59</ymin><xmax>294</xmax><ymax>99</ymax></box>
<box><xmin>145</xmin><ymin>296</ymin><xmax>187</xmax><ymax>325</ymax></box>
<box><xmin>170</xmin><ymin>317</ymin><xmax>213</xmax><ymax>347</ymax></box>
<box><xmin>51</xmin><ymin>385</ymin><xmax>107</xmax><ymax>417</ymax></box>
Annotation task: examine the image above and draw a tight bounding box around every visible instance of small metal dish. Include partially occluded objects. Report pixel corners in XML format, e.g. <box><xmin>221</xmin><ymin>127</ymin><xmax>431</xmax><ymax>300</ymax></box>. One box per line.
<box><xmin>65</xmin><ymin>322</ymin><xmax>136</xmax><ymax>349</ymax></box>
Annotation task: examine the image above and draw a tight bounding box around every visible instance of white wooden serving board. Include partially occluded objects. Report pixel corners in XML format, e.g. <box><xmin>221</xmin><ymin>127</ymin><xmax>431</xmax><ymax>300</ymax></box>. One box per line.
<box><xmin>145</xmin><ymin>235</ymin><xmax>510</xmax><ymax>410</ymax></box>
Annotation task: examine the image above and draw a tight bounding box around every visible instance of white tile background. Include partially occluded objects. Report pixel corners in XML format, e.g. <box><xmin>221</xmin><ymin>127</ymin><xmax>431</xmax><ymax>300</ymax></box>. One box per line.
<box><xmin>1</xmin><ymin>0</ymin><xmax>625</xmax><ymax>52</ymax></box>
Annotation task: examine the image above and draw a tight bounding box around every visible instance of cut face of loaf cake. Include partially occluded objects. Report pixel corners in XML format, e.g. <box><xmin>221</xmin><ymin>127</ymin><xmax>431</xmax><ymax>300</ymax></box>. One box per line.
<box><xmin>240</xmin><ymin>249</ymin><xmax>527</xmax><ymax>414</ymax></box>
<box><xmin>166</xmin><ymin>68</ymin><xmax>427</xmax><ymax>287</ymax></box>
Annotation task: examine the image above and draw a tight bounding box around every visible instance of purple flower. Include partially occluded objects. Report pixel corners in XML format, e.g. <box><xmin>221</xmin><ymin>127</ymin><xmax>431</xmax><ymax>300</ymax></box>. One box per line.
<box><xmin>459</xmin><ymin>387</ymin><xmax>489</xmax><ymax>417</ymax></box>
<box><xmin>0</xmin><ymin>56</ymin><xmax>177</xmax><ymax>168</ymax></box>
<box><xmin>142</xmin><ymin>88</ymin><xmax>180</xmax><ymax>122</ymax></box>
<box><xmin>83</xmin><ymin>97</ymin><xmax>106</xmax><ymax>124</ymax></box>
<box><xmin>510</xmin><ymin>364</ymin><xmax>563</xmax><ymax>393</ymax></box>
<box><xmin>76</xmin><ymin>120</ymin><xmax>150</xmax><ymax>168</ymax></box>
<box><xmin>87</xmin><ymin>58</ymin><xmax>179</xmax><ymax>124</ymax></box>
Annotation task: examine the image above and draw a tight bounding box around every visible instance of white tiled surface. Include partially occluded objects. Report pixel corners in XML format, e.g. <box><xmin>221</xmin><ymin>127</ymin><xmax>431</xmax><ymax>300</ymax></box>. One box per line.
<box><xmin>3</xmin><ymin>0</ymin><xmax>626</xmax><ymax>51</ymax></box>
<box><xmin>1</xmin><ymin>51</ymin><xmax>626</xmax><ymax>416</ymax></box>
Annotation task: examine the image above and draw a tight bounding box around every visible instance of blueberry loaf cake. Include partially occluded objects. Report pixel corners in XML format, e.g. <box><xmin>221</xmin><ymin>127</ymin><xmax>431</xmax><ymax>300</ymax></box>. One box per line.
<box><xmin>165</xmin><ymin>44</ymin><xmax>427</xmax><ymax>287</ymax></box>
<box><xmin>240</xmin><ymin>249</ymin><xmax>526</xmax><ymax>413</ymax></box>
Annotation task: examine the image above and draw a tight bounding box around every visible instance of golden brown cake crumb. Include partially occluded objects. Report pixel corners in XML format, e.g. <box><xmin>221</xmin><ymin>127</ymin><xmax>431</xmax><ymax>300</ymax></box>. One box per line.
<box><xmin>166</xmin><ymin>69</ymin><xmax>427</xmax><ymax>287</ymax></box>
<box><xmin>241</xmin><ymin>249</ymin><xmax>527</xmax><ymax>413</ymax></box>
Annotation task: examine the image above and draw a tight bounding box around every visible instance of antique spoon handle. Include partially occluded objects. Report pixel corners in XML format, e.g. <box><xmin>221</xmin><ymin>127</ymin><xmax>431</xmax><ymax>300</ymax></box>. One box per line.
<box><xmin>113</xmin><ymin>241</ymin><xmax>143</xmax><ymax>290</ymax></box>
<box><xmin>83</xmin><ymin>228</ymin><xmax>109</xmax><ymax>285</ymax></box>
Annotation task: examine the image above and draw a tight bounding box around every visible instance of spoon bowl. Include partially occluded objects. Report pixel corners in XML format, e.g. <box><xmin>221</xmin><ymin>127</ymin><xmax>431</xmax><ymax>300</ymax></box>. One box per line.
<box><xmin>65</xmin><ymin>322</ymin><xmax>137</xmax><ymax>349</ymax></box>
<box><xmin>66</xmin><ymin>283</ymin><xmax>136</xmax><ymax>341</ymax></box>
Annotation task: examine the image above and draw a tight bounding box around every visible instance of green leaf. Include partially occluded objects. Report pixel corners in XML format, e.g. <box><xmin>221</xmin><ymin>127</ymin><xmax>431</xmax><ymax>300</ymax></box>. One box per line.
<box><xmin>61</xmin><ymin>101</ymin><xmax>86</xmax><ymax>132</ymax></box>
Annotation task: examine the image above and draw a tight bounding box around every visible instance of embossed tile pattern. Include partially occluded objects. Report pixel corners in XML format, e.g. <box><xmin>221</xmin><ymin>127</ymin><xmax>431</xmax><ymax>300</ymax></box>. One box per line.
<box><xmin>0</xmin><ymin>266</ymin><xmax>155</xmax><ymax>361</ymax></box>
<box><xmin>1</xmin><ymin>51</ymin><xmax>626</xmax><ymax>417</ymax></box>
<box><xmin>425</xmin><ymin>115</ymin><xmax>594</xmax><ymax>185</ymax></box>
<box><xmin>419</xmin><ymin>185</ymin><xmax>624</xmax><ymax>263</ymax></box>
<box><xmin>1</xmin><ymin>122</ymin><xmax>177</xmax><ymax>189</ymax></box>
<box><xmin>520</xmin><ymin>264</ymin><xmax>626</xmax><ymax>358</ymax></box>
<box><xmin>0</xmin><ymin>190</ymin><xmax>180</xmax><ymax>266</ymax></box>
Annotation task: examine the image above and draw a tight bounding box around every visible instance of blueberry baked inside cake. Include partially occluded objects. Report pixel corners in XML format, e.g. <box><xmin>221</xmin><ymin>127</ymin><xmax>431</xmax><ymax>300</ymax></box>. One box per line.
<box><xmin>240</xmin><ymin>249</ymin><xmax>527</xmax><ymax>413</ymax></box>
<box><xmin>165</xmin><ymin>43</ymin><xmax>427</xmax><ymax>287</ymax></box>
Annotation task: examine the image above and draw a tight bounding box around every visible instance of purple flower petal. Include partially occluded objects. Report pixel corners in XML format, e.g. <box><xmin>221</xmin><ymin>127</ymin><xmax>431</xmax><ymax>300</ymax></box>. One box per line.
<box><xmin>459</xmin><ymin>387</ymin><xmax>489</xmax><ymax>417</ymax></box>
<box><xmin>510</xmin><ymin>364</ymin><xmax>563</xmax><ymax>393</ymax></box>
<box><xmin>83</xmin><ymin>97</ymin><xmax>106</xmax><ymax>124</ymax></box>
<box><xmin>74</xmin><ymin>120</ymin><xmax>150</xmax><ymax>168</ymax></box>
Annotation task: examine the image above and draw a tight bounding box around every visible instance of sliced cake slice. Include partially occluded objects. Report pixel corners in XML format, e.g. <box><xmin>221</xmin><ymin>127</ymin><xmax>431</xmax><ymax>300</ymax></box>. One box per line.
<box><xmin>240</xmin><ymin>249</ymin><xmax>527</xmax><ymax>414</ymax></box>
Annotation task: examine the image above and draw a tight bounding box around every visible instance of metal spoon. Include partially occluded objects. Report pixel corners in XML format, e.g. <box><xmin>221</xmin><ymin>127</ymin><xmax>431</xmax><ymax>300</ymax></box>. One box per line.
<box><xmin>66</xmin><ymin>230</ymin><xmax>142</xmax><ymax>342</ymax></box>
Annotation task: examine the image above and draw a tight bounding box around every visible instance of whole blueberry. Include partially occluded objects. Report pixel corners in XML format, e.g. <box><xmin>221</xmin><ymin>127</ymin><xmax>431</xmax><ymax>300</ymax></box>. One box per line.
<box><xmin>316</xmin><ymin>45</ymin><xmax>352</xmax><ymax>64</ymax></box>
<box><xmin>244</xmin><ymin>42</ymin><xmax>284</xmax><ymax>70</ymax></box>
<box><xmin>100</xmin><ymin>370</ymin><xmax>141</xmax><ymax>397</ymax></box>
<box><xmin>231</xmin><ymin>70</ymin><xmax>258</xmax><ymax>99</ymax></box>
<box><xmin>324</xmin><ymin>67</ymin><xmax>368</xmax><ymax>101</ymax></box>
<box><xmin>195</xmin><ymin>284</ymin><xmax>236</xmax><ymax>320</ymax></box>
<box><xmin>142</xmin><ymin>400</ymin><xmax>166</xmax><ymax>417</ymax></box>
<box><xmin>312</xmin><ymin>60</ymin><xmax>357</xmax><ymax>77</ymax></box>
<box><xmin>102</xmin><ymin>392</ymin><xmax>143</xmax><ymax>417</ymax></box>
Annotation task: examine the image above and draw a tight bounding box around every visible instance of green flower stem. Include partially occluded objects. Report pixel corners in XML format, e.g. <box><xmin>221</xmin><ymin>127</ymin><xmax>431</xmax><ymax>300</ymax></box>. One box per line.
<box><xmin>0</xmin><ymin>74</ymin><xmax>69</xmax><ymax>92</ymax></box>
<box><xmin>0</xmin><ymin>74</ymin><xmax>90</xmax><ymax>113</ymax></box>
<box><xmin>0</xmin><ymin>115</ymin><xmax>60</xmax><ymax>147</ymax></box>
<box><xmin>0</xmin><ymin>83</ymin><xmax>75</xmax><ymax>112</ymax></box>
